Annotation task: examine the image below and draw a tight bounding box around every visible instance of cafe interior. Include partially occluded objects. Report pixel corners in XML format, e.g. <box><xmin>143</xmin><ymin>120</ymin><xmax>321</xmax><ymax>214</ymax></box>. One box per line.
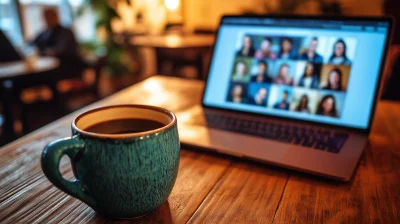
<box><xmin>1</xmin><ymin>0</ymin><xmax>400</xmax><ymax>223</ymax></box>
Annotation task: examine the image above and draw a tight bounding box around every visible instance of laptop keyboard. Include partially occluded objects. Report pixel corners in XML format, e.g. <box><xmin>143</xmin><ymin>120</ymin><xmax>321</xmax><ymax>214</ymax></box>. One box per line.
<box><xmin>205</xmin><ymin>113</ymin><xmax>349</xmax><ymax>153</ymax></box>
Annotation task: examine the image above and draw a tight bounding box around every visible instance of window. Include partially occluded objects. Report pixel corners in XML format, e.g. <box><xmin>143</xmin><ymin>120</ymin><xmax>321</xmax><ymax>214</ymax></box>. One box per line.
<box><xmin>68</xmin><ymin>0</ymin><xmax>96</xmax><ymax>42</ymax></box>
<box><xmin>19</xmin><ymin>0</ymin><xmax>73</xmax><ymax>41</ymax></box>
<box><xmin>0</xmin><ymin>0</ymin><xmax>24</xmax><ymax>46</ymax></box>
<box><xmin>0</xmin><ymin>0</ymin><xmax>95</xmax><ymax>47</ymax></box>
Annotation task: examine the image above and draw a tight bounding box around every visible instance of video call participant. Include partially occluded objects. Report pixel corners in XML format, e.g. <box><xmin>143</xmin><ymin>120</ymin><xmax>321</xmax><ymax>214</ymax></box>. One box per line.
<box><xmin>278</xmin><ymin>37</ymin><xmax>296</xmax><ymax>59</ymax></box>
<box><xmin>328</xmin><ymin>39</ymin><xmax>351</xmax><ymax>65</ymax></box>
<box><xmin>323</xmin><ymin>68</ymin><xmax>342</xmax><ymax>91</ymax></box>
<box><xmin>294</xmin><ymin>94</ymin><xmax>311</xmax><ymax>113</ymax></box>
<box><xmin>255</xmin><ymin>37</ymin><xmax>277</xmax><ymax>60</ymax></box>
<box><xmin>298</xmin><ymin>62</ymin><xmax>320</xmax><ymax>89</ymax></box>
<box><xmin>229</xmin><ymin>84</ymin><xmax>247</xmax><ymax>103</ymax></box>
<box><xmin>251</xmin><ymin>61</ymin><xmax>273</xmax><ymax>83</ymax></box>
<box><xmin>298</xmin><ymin>37</ymin><xmax>323</xmax><ymax>64</ymax></box>
<box><xmin>232</xmin><ymin>61</ymin><xmax>250</xmax><ymax>82</ymax></box>
<box><xmin>273</xmin><ymin>90</ymin><xmax>291</xmax><ymax>110</ymax></box>
<box><xmin>249</xmin><ymin>87</ymin><xmax>268</xmax><ymax>106</ymax></box>
<box><xmin>316</xmin><ymin>95</ymin><xmax>338</xmax><ymax>117</ymax></box>
<box><xmin>236</xmin><ymin>35</ymin><xmax>255</xmax><ymax>57</ymax></box>
<box><xmin>274</xmin><ymin>64</ymin><xmax>293</xmax><ymax>85</ymax></box>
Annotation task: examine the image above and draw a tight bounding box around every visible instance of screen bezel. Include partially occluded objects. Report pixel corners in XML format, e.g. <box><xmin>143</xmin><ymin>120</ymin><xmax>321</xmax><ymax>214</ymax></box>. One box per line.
<box><xmin>201</xmin><ymin>14</ymin><xmax>393</xmax><ymax>134</ymax></box>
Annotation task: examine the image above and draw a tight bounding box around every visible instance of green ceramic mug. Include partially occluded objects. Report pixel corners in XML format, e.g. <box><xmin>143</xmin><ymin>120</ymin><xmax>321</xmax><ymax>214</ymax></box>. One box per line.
<box><xmin>41</xmin><ymin>105</ymin><xmax>180</xmax><ymax>219</ymax></box>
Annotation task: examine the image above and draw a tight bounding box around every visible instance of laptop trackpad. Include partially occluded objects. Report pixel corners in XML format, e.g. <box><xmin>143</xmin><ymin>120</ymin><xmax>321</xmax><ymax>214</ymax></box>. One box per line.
<box><xmin>178</xmin><ymin>124</ymin><xmax>290</xmax><ymax>161</ymax></box>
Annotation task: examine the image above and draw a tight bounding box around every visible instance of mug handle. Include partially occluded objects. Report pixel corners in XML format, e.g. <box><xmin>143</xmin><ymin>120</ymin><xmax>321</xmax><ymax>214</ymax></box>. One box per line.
<box><xmin>41</xmin><ymin>136</ymin><xmax>96</xmax><ymax>208</ymax></box>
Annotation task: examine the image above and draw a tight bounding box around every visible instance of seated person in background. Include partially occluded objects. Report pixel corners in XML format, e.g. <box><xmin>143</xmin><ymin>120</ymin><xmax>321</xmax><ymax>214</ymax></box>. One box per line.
<box><xmin>298</xmin><ymin>62</ymin><xmax>319</xmax><ymax>89</ymax></box>
<box><xmin>229</xmin><ymin>84</ymin><xmax>247</xmax><ymax>103</ymax></box>
<box><xmin>278</xmin><ymin>37</ymin><xmax>297</xmax><ymax>59</ymax></box>
<box><xmin>232</xmin><ymin>61</ymin><xmax>250</xmax><ymax>82</ymax></box>
<box><xmin>249</xmin><ymin>87</ymin><xmax>268</xmax><ymax>106</ymax></box>
<box><xmin>255</xmin><ymin>37</ymin><xmax>277</xmax><ymax>60</ymax></box>
<box><xmin>29</xmin><ymin>8</ymin><xmax>81</xmax><ymax>66</ymax></box>
<box><xmin>327</xmin><ymin>39</ymin><xmax>351</xmax><ymax>65</ymax></box>
<box><xmin>236</xmin><ymin>35</ymin><xmax>255</xmax><ymax>57</ymax></box>
<box><xmin>274</xmin><ymin>64</ymin><xmax>293</xmax><ymax>85</ymax></box>
<box><xmin>0</xmin><ymin>30</ymin><xmax>22</xmax><ymax>62</ymax></box>
<box><xmin>316</xmin><ymin>95</ymin><xmax>338</xmax><ymax>117</ymax></box>
<box><xmin>294</xmin><ymin>94</ymin><xmax>311</xmax><ymax>113</ymax></box>
<box><xmin>323</xmin><ymin>68</ymin><xmax>342</xmax><ymax>91</ymax></box>
<box><xmin>298</xmin><ymin>37</ymin><xmax>323</xmax><ymax>64</ymax></box>
<box><xmin>251</xmin><ymin>61</ymin><xmax>273</xmax><ymax>83</ymax></box>
<box><xmin>273</xmin><ymin>90</ymin><xmax>290</xmax><ymax>110</ymax></box>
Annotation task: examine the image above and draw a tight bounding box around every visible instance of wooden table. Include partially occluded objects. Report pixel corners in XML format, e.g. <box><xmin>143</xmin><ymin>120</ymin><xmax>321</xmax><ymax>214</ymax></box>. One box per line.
<box><xmin>1</xmin><ymin>76</ymin><xmax>400</xmax><ymax>223</ymax></box>
<box><xmin>0</xmin><ymin>57</ymin><xmax>60</xmax><ymax>141</ymax></box>
<box><xmin>0</xmin><ymin>57</ymin><xmax>59</xmax><ymax>79</ymax></box>
<box><xmin>130</xmin><ymin>34</ymin><xmax>215</xmax><ymax>48</ymax></box>
<box><xmin>130</xmin><ymin>34</ymin><xmax>214</xmax><ymax>79</ymax></box>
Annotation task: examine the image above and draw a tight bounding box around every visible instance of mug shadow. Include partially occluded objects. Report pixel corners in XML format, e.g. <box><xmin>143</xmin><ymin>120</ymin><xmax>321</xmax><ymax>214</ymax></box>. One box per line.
<box><xmin>139</xmin><ymin>201</ymin><xmax>173</xmax><ymax>224</ymax></box>
<box><xmin>98</xmin><ymin>201</ymin><xmax>173</xmax><ymax>223</ymax></box>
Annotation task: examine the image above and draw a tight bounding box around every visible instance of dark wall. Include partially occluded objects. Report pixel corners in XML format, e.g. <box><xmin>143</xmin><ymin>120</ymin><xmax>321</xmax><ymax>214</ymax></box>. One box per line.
<box><xmin>385</xmin><ymin>0</ymin><xmax>400</xmax><ymax>44</ymax></box>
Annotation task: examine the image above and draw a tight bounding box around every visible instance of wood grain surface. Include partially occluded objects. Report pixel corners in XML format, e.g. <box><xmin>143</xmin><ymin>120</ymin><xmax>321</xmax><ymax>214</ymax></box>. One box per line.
<box><xmin>1</xmin><ymin>76</ymin><xmax>400</xmax><ymax>224</ymax></box>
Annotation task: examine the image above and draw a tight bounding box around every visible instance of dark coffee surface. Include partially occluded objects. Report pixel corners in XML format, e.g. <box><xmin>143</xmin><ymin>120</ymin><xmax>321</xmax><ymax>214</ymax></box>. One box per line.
<box><xmin>84</xmin><ymin>118</ymin><xmax>164</xmax><ymax>134</ymax></box>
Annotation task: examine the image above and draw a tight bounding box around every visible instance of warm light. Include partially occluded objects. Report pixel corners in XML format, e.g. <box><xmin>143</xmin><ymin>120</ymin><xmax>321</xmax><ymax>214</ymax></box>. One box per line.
<box><xmin>143</xmin><ymin>79</ymin><xmax>163</xmax><ymax>93</ymax></box>
<box><xmin>165</xmin><ymin>35</ymin><xmax>181</xmax><ymax>47</ymax></box>
<box><xmin>165</xmin><ymin>0</ymin><xmax>179</xmax><ymax>11</ymax></box>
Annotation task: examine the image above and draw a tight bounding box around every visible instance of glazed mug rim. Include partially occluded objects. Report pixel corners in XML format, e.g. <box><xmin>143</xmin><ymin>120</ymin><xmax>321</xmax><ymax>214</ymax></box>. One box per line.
<box><xmin>72</xmin><ymin>104</ymin><xmax>176</xmax><ymax>139</ymax></box>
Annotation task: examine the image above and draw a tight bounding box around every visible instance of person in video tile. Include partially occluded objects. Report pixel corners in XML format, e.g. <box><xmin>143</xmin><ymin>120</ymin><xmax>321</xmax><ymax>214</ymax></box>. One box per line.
<box><xmin>251</xmin><ymin>61</ymin><xmax>273</xmax><ymax>83</ymax></box>
<box><xmin>278</xmin><ymin>37</ymin><xmax>296</xmax><ymax>59</ymax></box>
<box><xmin>249</xmin><ymin>87</ymin><xmax>268</xmax><ymax>106</ymax></box>
<box><xmin>274</xmin><ymin>63</ymin><xmax>293</xmax><ymax>85</ymax></box>
<box><xmin>229</xmin><ymin>84</ymin><xmax>247</xmax><ymax>103</ymax></box>
<box><xmin>328</xmin><ymin>39</ymin><xmax>351</xmax><ymax>65</ymax></box>
<box><xmin>294</xmin><ymin>94</ymin><xmax>311</xmax><ymax>113</ymax></box>
<box><xmin>316</xmin><ymin>95</ymin><xmax>338</xmax><ymax>117</ymax></box>
<box><xmin>299</xmin><ymin>37</ymin><xmax>323</xmax><ymax>64</ymax></box>
<box><xmin>232</xmin><ymin>60</ymin><xmax>250</xmax><ymax>82</ymax></box>
<box><xmin>255</xmin><ymin>37</ymin><xmax>277</xmax><ymax>60</ymax></box>
<box><xmin>323</xmin><ymin>68</ymin><xmax>342</xmax><ymax>91</ymax></box>
<box><xmin>298</xmin><ymin>62</ymin><xmax>320</xmax><ymax>89</ymax></box>
<box><xmin>236</xmin><ymin>35</ymin><xmax>255</xmax><ymax>57</ymax></box>
<box><xmin>274</xmin><ymin>90</ymin><xmax>290</xmax><ymax>110</ymax></box>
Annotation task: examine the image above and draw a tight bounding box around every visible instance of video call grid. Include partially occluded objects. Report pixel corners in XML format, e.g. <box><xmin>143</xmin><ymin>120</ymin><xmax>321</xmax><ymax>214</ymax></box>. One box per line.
<box><xmin>226</xmin><ymin>34</ymin><xmax>357</xmax><ymax>118</ymax></box>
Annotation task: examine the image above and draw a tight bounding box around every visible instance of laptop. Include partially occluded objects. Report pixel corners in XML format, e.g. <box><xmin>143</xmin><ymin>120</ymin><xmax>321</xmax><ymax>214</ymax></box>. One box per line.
<box><xmin>177</xmin><ymin>15</ymin><xmax>392</xmax><ymax>181</ymax></box>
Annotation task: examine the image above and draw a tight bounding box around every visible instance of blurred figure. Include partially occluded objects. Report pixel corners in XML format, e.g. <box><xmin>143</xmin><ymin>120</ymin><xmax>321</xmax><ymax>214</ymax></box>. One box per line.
<box><xmin>323</xmin><ymin>68</ymin><xmax>342</xmax><ymax>91</ymax></box>
<box><xmin>0</xmin><ymin>30</ymin><xmax>22</xmax><ymax>62</ymax></box>
<box><xmin>249</xmin><ymin>87</ymin><xmax>268</xmax><ymax>106</ymax></box>
<box><xmin>232</xmin><ymin>61</ymin><xmax>250</xmax><ymax>82</ymax></box>
<box><xmin>294</xmin><ymin>94</ymin><xmax>311</xmax><ymax>113</ymax></box>
<box><xmin>29</xmin><ymin>8</ymin><xmax>81</xmax><ymax>65</ymax></box>
<box><xmin>251</xmin><ymin>61</ymin><xmax>272</xmax><ymax>83</ymax></box>
<box><xmin>274</xmin><ymin>90</ymin><xmax>290</xmax><ymax>110</ymax></box>
<box><xmin>298</xmin><ymin>62</ymin><xmax>319</xmax><ymax>89</ymax></box>
<box><xmin>299</xmin><ymin>37</ymin><xmax>323</xmax><ymax>63</ymax></box>
<box><xmin>328</xmin><ymin>39</ymin><xmax>351</xmax><ymax>65</ymax></box>
<box><xmin>278</xmin><ymin>37</ymin><xmax>296</xmax><ymax>59</ymax></box>
<box><xmin>236</xmin><ymin>35</ymin><xmax>255</xmax><ymax>57</ymax></box>
<box><xmin>255</xmin><ymin>37</ymin><xmax>277</xmax><ymax>60</ymax></box>
<box><xmin>316</xmin><ymin>95</ymin><xmax>337</xmax><ymax>117</ymax></box>
<box><xmin>274</xmin><ymin>64</ymin><xmax>293</xmax><ymax>85</ymax></box>
<box><xmin>229</xmin><ymin>84</ymin><xmax>246</xmax><ymax>103</ymax></box>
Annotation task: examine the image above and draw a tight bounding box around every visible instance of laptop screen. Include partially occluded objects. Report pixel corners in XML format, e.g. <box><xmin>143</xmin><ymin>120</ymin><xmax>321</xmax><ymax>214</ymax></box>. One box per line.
<box><xmin>203</xmin><ymin>16</ymin><xmax>391</xmax><ymax>130</ymax></box>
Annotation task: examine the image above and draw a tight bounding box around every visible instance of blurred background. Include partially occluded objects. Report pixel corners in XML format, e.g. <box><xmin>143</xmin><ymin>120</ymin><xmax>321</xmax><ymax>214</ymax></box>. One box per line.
<box><xmin>0</xmin><ymin>0</ymin><xmax>399</xmax><ymax>146</ymax></box>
